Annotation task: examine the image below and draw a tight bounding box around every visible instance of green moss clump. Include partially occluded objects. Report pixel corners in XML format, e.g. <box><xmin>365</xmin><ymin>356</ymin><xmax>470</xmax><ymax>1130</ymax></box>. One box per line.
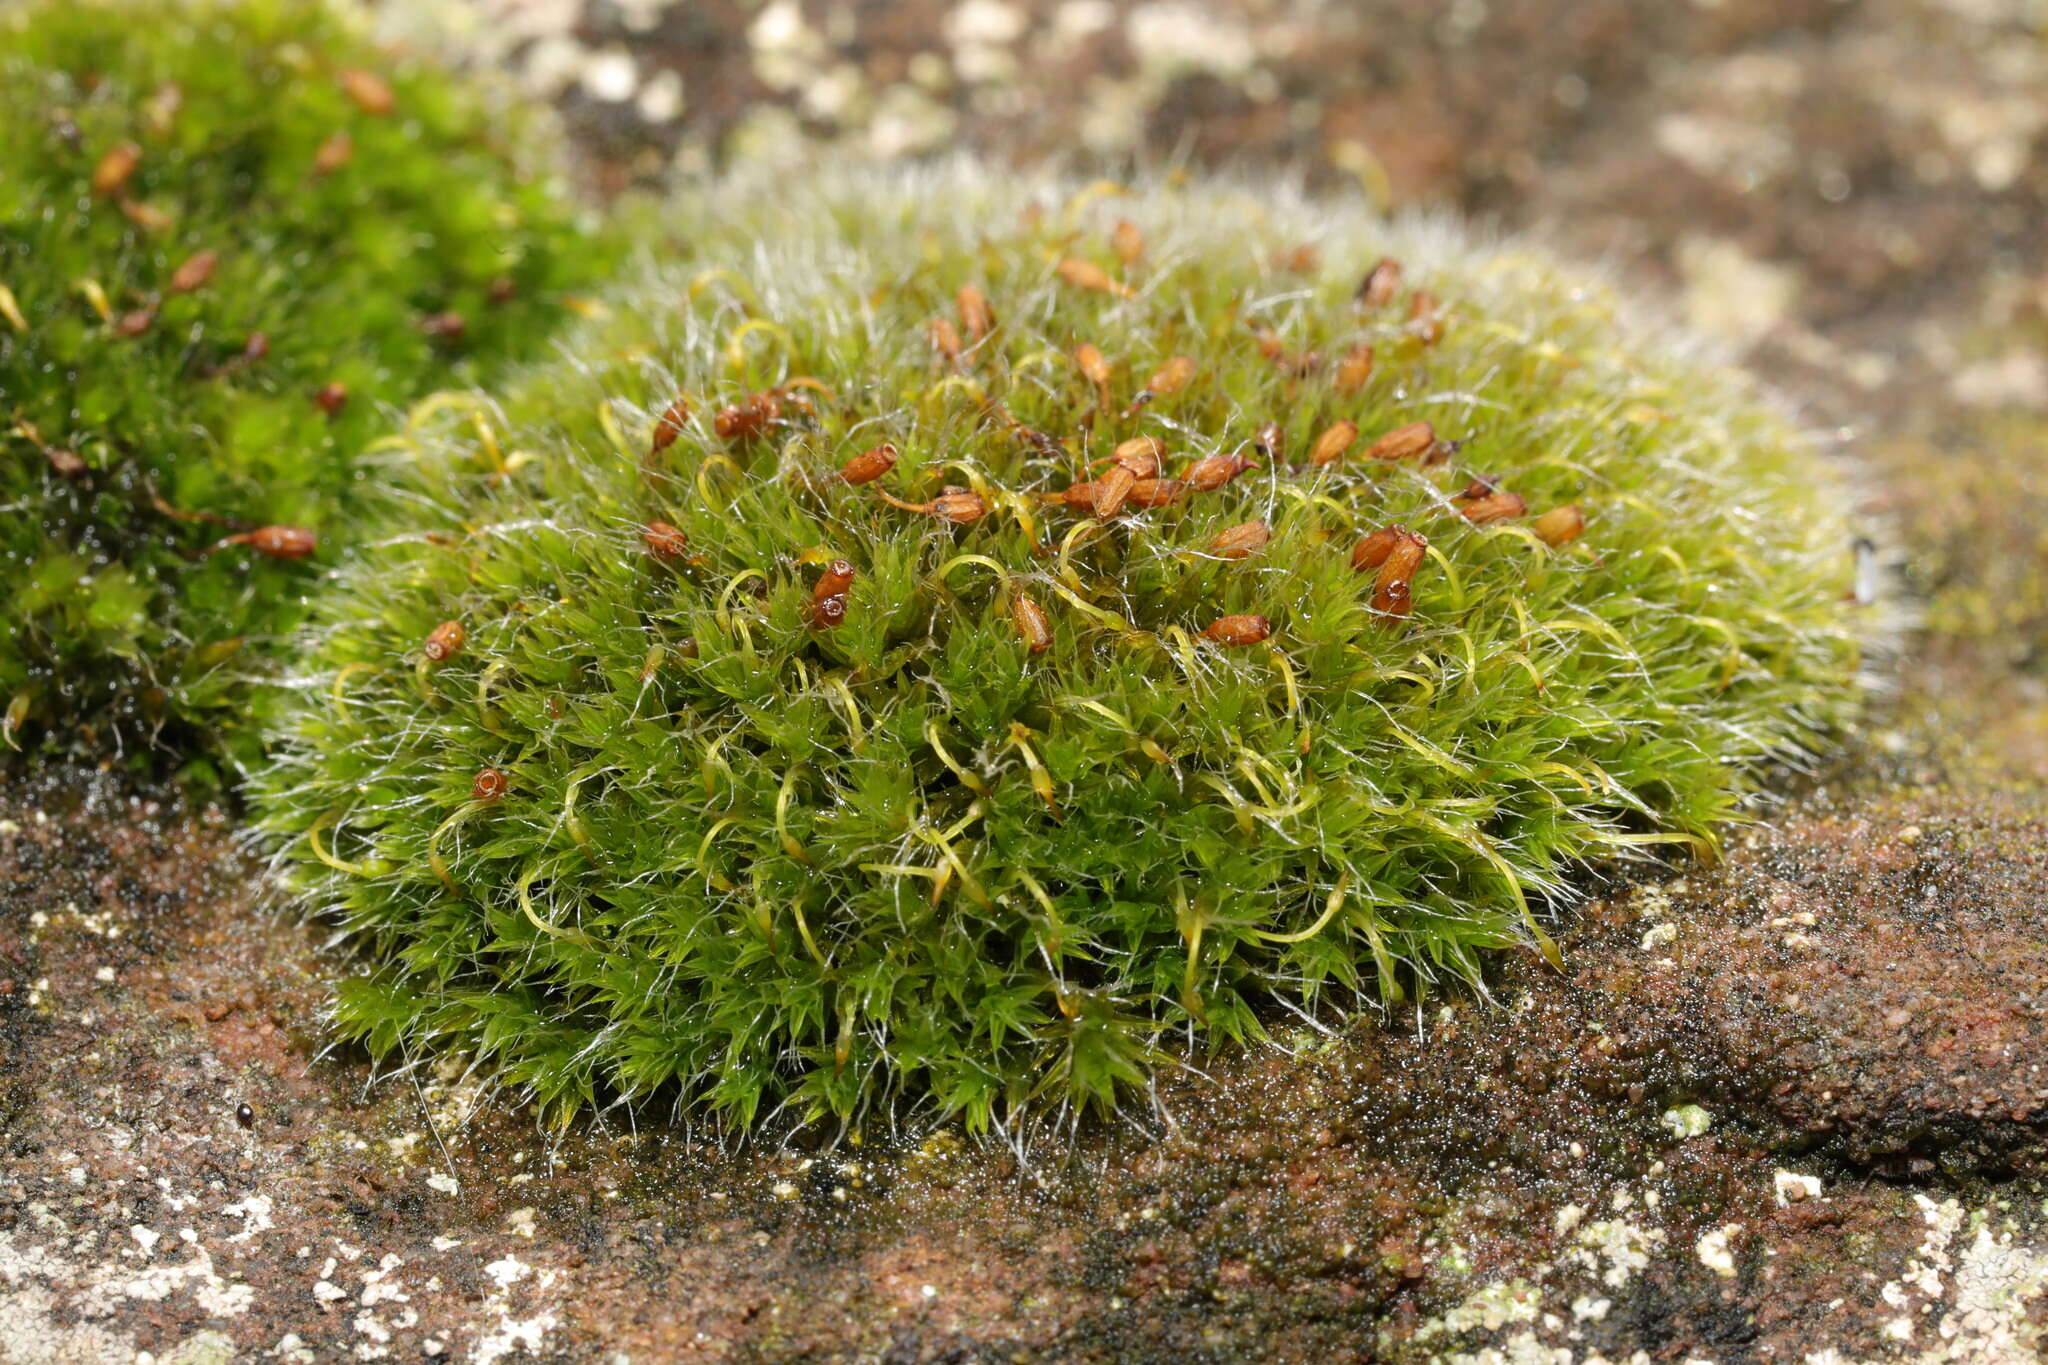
<box><xmin>257</xmin><ymin>169</ymin><xmax>1874</xmax><ymax>1132</ymax></box>
<box><xmin>0</xmin><ymin>0</ymin><xmax>607</xmax><ymax>770</ymax></box>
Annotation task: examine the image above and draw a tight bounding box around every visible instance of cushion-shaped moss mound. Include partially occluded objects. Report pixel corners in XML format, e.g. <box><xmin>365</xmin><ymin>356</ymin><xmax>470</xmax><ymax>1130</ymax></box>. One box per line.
<box><xmin>0</xmin><ymin>0</ymin><xmax>604</xmax><ymax>769</ymax></box>
<box><xmin>257</xmin><ymin>169</ymin><xmax>1873</xmax><ymax>1131</ymax></box>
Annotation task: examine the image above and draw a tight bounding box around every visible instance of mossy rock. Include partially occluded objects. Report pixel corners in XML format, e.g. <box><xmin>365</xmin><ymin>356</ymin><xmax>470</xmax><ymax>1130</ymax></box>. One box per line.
<box><xmin>257</xmin><ymin>169</ymin><xmax>1876</xmax><ymax>1132</ymax></box>
<box><xmin>0</xmin><ymin>0</ymin><xmax>608</xmax><ymax>774</ymax></box>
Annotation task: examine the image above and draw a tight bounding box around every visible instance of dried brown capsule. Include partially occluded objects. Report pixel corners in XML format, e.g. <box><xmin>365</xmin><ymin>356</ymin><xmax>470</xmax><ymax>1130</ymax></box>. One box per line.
<box><xmin>1202</xmin><ymin>614</ymin><xmax>1272</xmax><ymax>646</ymax></box>
<box><xmin>1057</xmin><ymin>257</ymin><xmax>1133</xmax><ymax>299</ymax></box>
<box><xmin>957</xmin><ymin>284</ymin><xmax>995</xmax><ymax>341</ymax></box>
<box><xmin>423</xmin><ymin>619</ymin><xmax>466</xmax><ymax>663</ymax></box>
<box><xmin>242</xmin><ymin>331</ymin><xmax>270</xmax><ymax>363</ymax></box>
<box><xmin>1093</xmin><ymin>437</ymin><xmax>1175</xmax><ymax>515</ymax></box>
<box><xmin>1144</xmin><ymin>355</ymin><xmax>1195</xmax><ymax>398</ymax></box>
<box><xmin>1371</xmin><ymin>530</ymin><xmax>1430</xmax><ymax>618</ymax></box>
<box><xmin>1408</xmin><ymin>289</ymin><xmax>1443</xmax><ymax>344</ymax></box>
<box><xmin>1357</xmin><ymin>257</ymin><xmax>1403</xmax><ymax>309</ymax></box>
<box><xmin>1366</xmin><ymin>419</ymin><xmax>1435</xmax><ymax>462</ymax></box>
<box><xmin>1253</xmin><ymin>422</ymin><xmax>1285</xmax><ymax>463</ymax></box>
<box><xmin>213</xmin><ymin>524</ymin><xmax>317</xmax><ymax>559</ymax></box>
<box><xmin>807</xmin><ymin>594</ymin><xmax>849</xmax><ymax>630</ymax></box>
<box><xmin>714</xmin><ymin>391</ymin><xmax>780</xmax><ymax>441</ymax></box>
<box><xmin>1182</xmin><ymin>449</ymin><xmax>1257</xmax><ymax>492</ymax></box>
<box><xmin>1111</xmin><ymin>218</ymin><xmax>1146</xmax><ymax>266</ymax></box>
<box><xmin>840</xmin><ymin>442</ymin><xmax>898</xmax><ymax>485</ymax></box>
<box><xmin>168</xmin><ymin>249</ymin><xmax>218</xmax><ymax>294</ymax></box>
<box><xmin>1075</xmin><ymin>342</ymin><xmax>1113</xmax><ymax>390</ymax></box>
<box><xmin>1350</xmin><ymin>524</ymin><xmax>1407</xmax><ymax>573</ymax></box>
<box><xmin>1461</xmin><ymin>490</ymin><xmax>1527</xmax><ymax>525</ymax></box>
<box><xmin>928</xmin><ymin>317</ymin><xmax>963</xmax><ymax>366</ymax></box>
<box><xmin>471</xmin><ymin>767</ymin><xmax>509</xmax><ymax>802</ymax></box>
<box><xmin>1126</xmin><ymin>477</ymin><xmax>1188</xmax><ymax>509</ymax></box>
<box><xmin>338</xmin><ymin>68</ymin><xmax>396</xmax><ymax>116</ymax></box>
<box><xmin>1106</xmin><ymin>436</ymin><xmax>1166</xmax><ymax>478</ymax></box>
<box><xmin>312</xmin><ymin>382</ymin><xmax>349</xmax><ymax>417</ymax></box>
<box><xmin>420</xmin><ymin>312</ymin><xmax>466</xmax><ymax>342</ymax></box>
<box><xmin>112</xmin><ymin>307</ymin><xmax>155</xmax><ymax>338</ymax></box>
<box><xmin>45</xmin><ymin>447</ymin><xmax>87</xmax><ymax>479</ymax></box>
<box><xmin>1334</xmin><ymin>344</ymin><xmax>1375</xmax><ymax>394</ymax></box>
<box><xmin>642</xmin><ymin>520</ymin><xmax>689</xmax><ymax>561</ymax></box>
<box><xmin>877</xmin><ymin>486</ymin><xmax>988</xmax><ymax>524</ymax></box>
<box><xmin>649</xmin><ymin>396</ymin><xmax>690</xmax><ymax>455</ymax></box>
<box><xmin>1424</xmin><ymin>438</ymin><xmax>1462</xmax><ymax>466</ymax></box>
<box><xmin>91</xmin><ymin>141</ymin><xmax>140</xmax><ymax>197</ymax></box>
<box><xmin>1045</xmin><ymin>481</ymin><xmax>1099</xmax><ymax>512</ymax></box>
<box><xmin>117</xmin><ymin>198</ymin><xmax>173</xmax><ymax>233</ymax></box>
<box><xmin>1207</xmin><ymin>519</ymin><xmax>1271</xmax><ymax>560</ymax></box>
<box><xmin>312</xmin><ymin>132</ymin><xmax>353</xmax><ymax>176</ymax></box>
<box><xmin>1011</xmin><ymin>592</ymin><xmax>1052</xmax><ymax>654</ymax></box>
<box><xmin>487</xmin><ymin>276</ymin><xmax>517</xmax><ymax>305</ymax></box>
<box><xmin>1274</xmin><ymin>243</ymin><xmax>1320</xmax><ymax>273</ymax></box>
<box><xmin>1309</xmin><ymin>420</ymin><xmax>1359</xmax><ymax>467</ymax></box>
<box><xmin>1533</xmin><ymin>504</ymin><xmax>1586</xmax><ymax>546</ymax></box>
<box><xmin>811</xmin><ymin>558</ymin><xmax>857</xmax><ymax>605</ymax></box>
<box><xmin>1251</xmin><ymin>328</ymin><xmax>1286</xmax><ymax>363</ymax></box>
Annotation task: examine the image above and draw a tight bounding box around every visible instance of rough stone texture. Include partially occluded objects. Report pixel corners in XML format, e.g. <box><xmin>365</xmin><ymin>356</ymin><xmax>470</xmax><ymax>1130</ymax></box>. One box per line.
<box><xmin>10</xmin><ymin>0</ymin><xmax>2048</xmax><ymax>1359</ymax></box>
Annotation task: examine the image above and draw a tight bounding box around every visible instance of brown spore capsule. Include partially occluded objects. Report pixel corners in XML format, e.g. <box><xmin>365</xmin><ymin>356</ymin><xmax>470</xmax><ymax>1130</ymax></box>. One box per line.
<box><xmin>1367</xmin><ymin>419</ymin><xmax>1435</xmax><ymax>462</ymax></box>
<box><xmin>1011</xmin><ymin>592</ymin><xmax>1052</xmax><ymax>654</ymax></box>
<box><xmin>472</xmin><ymin>767</ymin><xmax>509</xmax><ymax>802</ymax></box>
<box><xmin>338</xmin><ymin>68</ymin><xmax>396</xmax><ymax>116</ymax></box>
<box><xmin>91</xmin><ymin>141</ymin><xmax>140</xmax><ymax>197</ymax></box>
<box><xmin>420</xmin><ymin>312</ymin><xmax>466</xmax><ymax>342</ymax></box>
<box><xmin>878</xmin><ymin>486</ymin><xmax>988</xmax><ymax>524</ymax></box>
<box><xmin>1126</xmin><ymin>478</ymin><xmax>1188</xmax><ymax>509</ymax></box>
<box><xmin>118</xmin><ymin>199</ymin><xmax>173</xmax><ymax>233</ymax></box>
<box><xmin>1202</xmin><ymin>614</ymin><xmax>1272</xmax><ymax>646</ymax></box>
<box><xmin>312</xmin><ymin>132</ymin><xmax>353</xmax><ymax>176</ymax></box>
<box><xmin>929</xmin><ymin>317</ymin><xmax>963</xmax><ymax>365</ymax></box>
<box><xmin>649</xmin><ymin>396</ymin><xmax>690</xmax><ymax>454</ymax></box>
<box><xmin>642</xmin><ymin>520</ymin><xmax>689</xmax><ymax>561</ymax></box>
<box><xmin>245</xmin><ymin>525</ymin><xmax>317</xmax><ymax>559</ymax></box>
<box><xmin>112</xmin><ymin>308</ymin><xmax>155</xmax><ymax>338</ymax></box>
<box><xmin>312</xmin><ymin>382</ymin><xmax>349</xmax><ymax>417</ymax></box>
<box><xmin>1370</xmin><ymin>530</ymin><xmax>1430</xmax><ymax>618</ymax></box>
<box><xmin>840</xmin><ymin>442</ymin><xmax>898</xmax><ymax>485</ymax></box>
<box><xmin>1461</xmin><ymin>490</ymin><xmax>1527</xmax><ymax>525</ymax></box>
<box><xmin>1057</xmin><ymin>257</ymin><xmax>1134</xmax><ymax>298</ymax></box>
<box><xmin>423</xmin><ymin>619</ymin><xmax>466</xmax><ymax>663</ymax></box>
<box><xmin>714</xmin><ymin>391</ymin><xmax>780</xmax><ymax>441</ymax></box>
<box><xmin>168</xmin><ymin>249</ymin><xmax>218</xmax><ymax>294</ymax></box>
<box><xmin>1334</xmin><ymin>344</ymin><xmax>1375</xmax><ymax>394</ymax></box>
<box><xmin>1357</xmin><ymin>257</ymin><xmax>1403</xmax><ymax>309</ymax></box>
<box><xmin>1309</xmin><ymin>420</ymin><xmax>1359</xmax><ymax>467</ymax></box>
<box><xmin>957</xmin><ymin>284</ymin><xmax>995</xmax><ymax>340</ymax></box>
<box><xmin>807</xmin><ymin>594</ymin><xmax>849</xmax><ymax>630</ymax></box>
<box><xmin>1111</xmin><ymin>218</ymin><xmax>1146</xmax><ymax>266</ymax></box>
<box><xmin>812</xmin><ymin>558</ymin><xmax>856</xmax><ymax>604</ymax></box>
<box><xmin>1182</xmin><ymin>450</ymin><xmax>1257</xmax><ymax>492</ymax></box>
<box><xmin>1144</xmin><ymin>355</ymin><xmax>1195</xmax><ymax>398</ymax></box>
<box><xmin>1207</xmin><ymin>520</ymin><xmax>1271</xmax><ymax>561</ymax></box>
<box><xmin>1534</xmin><ymin>504</ymin><xmax>1587</xmax><ymax>546</ymax></box>
<box><xmin>45</xmin><ymin>447</ymin><xmax>87</xmax><ymax>479</ymax></box>
<box><xmin>1408</xmin><ymin>289</ymin><xmax>1444</xmax><ymax>344</ymax></box>
<box><xmin>1350</xmin><ymin>524</ymin><xmax>1408</xmax><ymax>573</ymax></box>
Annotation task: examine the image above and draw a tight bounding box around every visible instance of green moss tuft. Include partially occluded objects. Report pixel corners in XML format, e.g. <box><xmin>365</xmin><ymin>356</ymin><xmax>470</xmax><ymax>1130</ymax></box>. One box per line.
<box><xmin>0</xmin><ymin>0</ymin><xmax>608</xmax><ymax>772</ymax></box>
<box><xmin>256</xmin><ymin>168</ymin><xmax>1875</xmax><ymax>1132</ymax></box>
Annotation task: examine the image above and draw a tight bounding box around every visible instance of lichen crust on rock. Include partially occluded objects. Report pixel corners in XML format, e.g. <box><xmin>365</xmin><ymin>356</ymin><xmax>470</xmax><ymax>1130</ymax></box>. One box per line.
<box><xmin>0</xmin><ymin>0</ymin><xmax>606</xmax><ymax>770</ymax></box>
<box><xmin>256</xmin><ymin>166</ymin><xmax>1876</xmax><ymax>1132</ymax></box>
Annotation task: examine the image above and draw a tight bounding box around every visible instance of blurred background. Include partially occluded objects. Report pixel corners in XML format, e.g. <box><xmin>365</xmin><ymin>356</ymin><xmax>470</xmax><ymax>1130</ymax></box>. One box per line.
<box><xmin>378</xmin><ymin>0</ymin><xmax>2048</xmax><ymax>443</ymax></box>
